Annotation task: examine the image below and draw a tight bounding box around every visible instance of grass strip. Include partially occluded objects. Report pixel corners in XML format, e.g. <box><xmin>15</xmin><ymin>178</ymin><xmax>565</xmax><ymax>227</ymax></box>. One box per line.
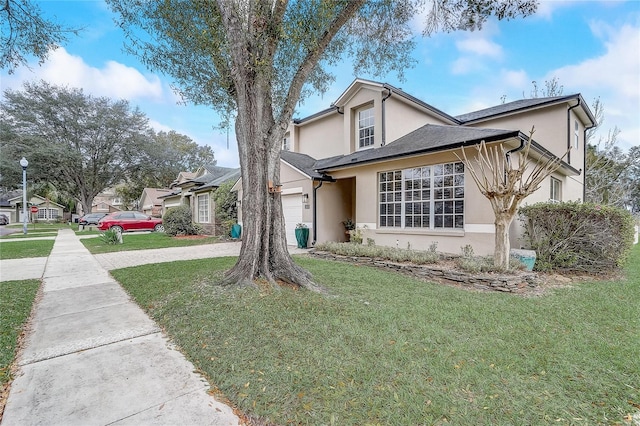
<box><xmin>0</xmin><ymin>280</ymin><xmax>39</xmax><ymax>386</ymax></box>
<box><xmin>112</xmin><ymin>246</ymin><xmax>640</xmax><ymax>425</ymax></box>
<box><xmin>81</xmin><ymin>232</ymin><xmax>222</xmax><ymax>254</ymax></box>
<box><xmin>0</xmin><ymin>240</ymin><xmax>54</xmax><ymax>260</ymax></box>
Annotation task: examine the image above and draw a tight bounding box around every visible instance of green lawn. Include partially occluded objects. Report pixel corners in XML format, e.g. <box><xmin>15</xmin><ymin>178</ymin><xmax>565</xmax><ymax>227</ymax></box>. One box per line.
<box><xmin>81</xmin><ymin>232</ymin><xmax>223</xmax><ymax>254</ymax></box>
<box><xmin>0</xmin><ymin>280</ymin><xmax>40</xmax><ymax>387</ymax></box>
<box><xmin>0</xmin><ymin>240</ymin><xmax>55</xmax><ymax>259</ymax></box>
<box><xmin>112</xmin><ymin>245</ymin><xmax>640</xmax><ymax>425</ymax></box>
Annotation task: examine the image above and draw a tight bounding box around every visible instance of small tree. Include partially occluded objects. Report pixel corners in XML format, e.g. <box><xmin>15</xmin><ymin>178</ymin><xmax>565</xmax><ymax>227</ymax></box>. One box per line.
<box><xmin>457</xmin><ymin>128</ymin><xmax>568</xmax><ymax>269</ymax></box>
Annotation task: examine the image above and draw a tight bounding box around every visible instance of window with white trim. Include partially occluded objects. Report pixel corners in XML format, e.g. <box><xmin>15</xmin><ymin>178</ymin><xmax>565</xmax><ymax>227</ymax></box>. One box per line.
<box><xmin>37</xmin><ymin>208</ymin><xmax>58</xmax><ymax>220</ymax></box>
<box><xmin>358</xmin><ymin>107</ymin><xmax>374</xmax><ymax>149</ymax></box>
<box><xmin>379</xmin><ymin>162</ymin><xmax>464</xmax><ymax>229</ymax></box>
<box><xmin>283</xmin><ymin>133</ymin><xmax>290</xmax><ymax>151</ymax></box>
<box><xmin>574</xmin><ymin>120</ymin><xmax>579</xmax><ymax>149</ymax></box>
<box><xmin>197</xmin><ymin>194</ymin><xmax>210</xmax><ymax>223</ymax></box>
<box><xmin>550</xmin><ymin>177</ymin><xmax>562</xmax><ymax>202</ymax></box>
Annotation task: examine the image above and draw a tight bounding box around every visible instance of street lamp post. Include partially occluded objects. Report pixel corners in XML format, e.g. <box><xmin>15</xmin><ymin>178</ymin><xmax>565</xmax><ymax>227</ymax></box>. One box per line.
<box><xmin>20</xmin><ymin>157</ymin><xmax>28</xmax><ymax>235</ymax></box>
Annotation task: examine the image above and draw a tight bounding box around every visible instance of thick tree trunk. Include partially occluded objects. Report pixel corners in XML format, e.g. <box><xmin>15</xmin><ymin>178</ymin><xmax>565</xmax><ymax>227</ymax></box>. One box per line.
<box><xmin>494</xmin><ymin>214</ymin><xmax>513</xmax><ymax>270</ymax></box>
<box><xmin>222</xmin><ymin>81</ymin><xmax>324</xmax><ymax>293</ymax></box>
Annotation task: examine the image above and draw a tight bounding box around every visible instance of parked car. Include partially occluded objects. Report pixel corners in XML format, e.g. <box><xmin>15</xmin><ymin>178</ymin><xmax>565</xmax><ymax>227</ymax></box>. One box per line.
<box><xmin>78</xmin><ymin>212</ymin><xmax>108</xmax><ymax>226</ymax></box>
<box><xmin>97</xmin><ymin>211</ymin><xmax>164</xmax><ymax>233</ymax></box>
<box><xmin>0</xmin><ymin>214</ymin><xmax>9</xmax><ymax>225</ymax></box>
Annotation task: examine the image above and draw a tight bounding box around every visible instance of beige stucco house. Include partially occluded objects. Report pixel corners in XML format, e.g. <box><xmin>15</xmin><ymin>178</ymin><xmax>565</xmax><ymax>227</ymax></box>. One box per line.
<box><xmin>237</xmin><ymin>78</ymin><xmax>596</xmax><ymax>255</ymax></box>
<box><xmin>139</xmin><ymin>188</ymin><xmax>172</xmax><ymax>217</ymax></box>
<box><xmin>161</xmin><ymin>164</ymin><xmax>240</xmax><ymax>234</ymax></box>
<box><xmin>1</xmin><ymin>192</ymin><xmax>65</xmax><ymax>223</ymax></box>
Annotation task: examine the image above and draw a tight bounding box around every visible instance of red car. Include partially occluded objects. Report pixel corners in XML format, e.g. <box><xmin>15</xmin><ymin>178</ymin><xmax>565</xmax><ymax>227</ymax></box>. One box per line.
<box><xmin>97</xmin><ymin>211</ymin><xmax>164</xmax><ymax>233</ymax></box>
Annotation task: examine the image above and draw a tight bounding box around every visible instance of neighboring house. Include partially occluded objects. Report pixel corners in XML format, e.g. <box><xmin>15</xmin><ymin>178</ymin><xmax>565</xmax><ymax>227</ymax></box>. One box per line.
<box><xmin>91</xmin><ymin>200</ymin><xmax>122</xmax><ymax>214</ymax></box>
<box><xmin>161</xmin><ymin>164</ymin><xmax>240</xmax><ymax>234</ymax></box>
<box><xmin>0</xmin><ymin>190</ymin><xmax>21</xmax><ymax>223</ymax></box>
<box><xmin>139</xmin><ymin>188</ymin><xmax>172</xmax><ymax>217</ymax></box>
<box><xmin>90</xmin><ymin>187</ymin><xmax>125</xmax><ymax>214</ymax></box>
<box><xmin>236</xmin><ymin>78</ymin><xmax>596</xmax><ymax>254</ymax></box>
<box><xmin>1</xmin><ymin>192</ymin><xmax>65</xmax><ymax>222</ymax></box>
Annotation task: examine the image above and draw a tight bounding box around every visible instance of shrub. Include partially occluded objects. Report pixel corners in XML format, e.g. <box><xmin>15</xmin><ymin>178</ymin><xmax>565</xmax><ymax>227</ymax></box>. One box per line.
<box><xmin>163</xmin><ymin>205</ymin><xmax>202</xmax><ymax>236</ymax></box>
<box><xmin>519</xmin><ymin>202</ymin><xmax>634</xmax><ymax>273</ymax></box>
<box><xmin>100</xmin><ymin>229</ymin><xmax>122</xmax><ymax>245</ymax></box>
<box><xmin>315</xmin><ymin>241</ymin><xmax>440</xmax><ymax>264</ymax></box>
<box><xmin>213</xmin><ymin>180</ymin><xmax>238</xmax><ymax>236</ymax></box>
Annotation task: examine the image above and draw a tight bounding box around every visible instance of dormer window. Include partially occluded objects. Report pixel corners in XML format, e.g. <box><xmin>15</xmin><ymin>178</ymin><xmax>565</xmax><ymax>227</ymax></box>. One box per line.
<box><xmin>283</xmin><ymin>133</ymin><xmax>290</xmax><ymax>151</ymax></box>
<box><xmin>358</xmin><ymin>107</ymin><xmax>374</xmax><ymax>149</ymax></box>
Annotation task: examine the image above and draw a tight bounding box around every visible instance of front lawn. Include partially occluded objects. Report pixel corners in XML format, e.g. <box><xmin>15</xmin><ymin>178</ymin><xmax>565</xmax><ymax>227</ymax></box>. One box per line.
<box><xmin>81</xmin><ymin>232</ymin><xmax>222</xmax><ymax>254</ymax></box>
<box><xmin>112</xmin><ymin>245</ymin><xmax>640</xmax><ymax>425</ymax></box>
<box><xmin>0</xmin><ymin>240</ymin><xmax>55</xmax><ymax>260</ymax></box>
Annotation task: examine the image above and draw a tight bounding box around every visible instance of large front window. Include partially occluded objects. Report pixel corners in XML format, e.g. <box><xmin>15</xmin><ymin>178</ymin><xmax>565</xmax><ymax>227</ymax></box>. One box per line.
<box><xmin>358</xmin><ymin>107</ymin><xmax>374</xmax><ymax>149</ymax></box>
<box><xmin>197</xmin><ymin>194</ymin><xmax>210</xmax><ymax>223</ymax></box>
<box><xmin>379</xmin><ymin>162</ymin><xmax>464</xmax><ymax>229</ymax></box>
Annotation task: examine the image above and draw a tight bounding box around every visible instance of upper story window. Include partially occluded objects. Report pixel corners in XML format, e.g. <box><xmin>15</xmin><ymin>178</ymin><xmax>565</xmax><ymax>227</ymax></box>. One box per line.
<box><xmin>283</xmin><ymin>133</ymin><xmax>290</xmax><ymax>151</ymax></box>
<box><xmin>550</xmin><ymin>177</ymin><xmax>562</xmax><ymax>202</ymax></box>
<box><xmin>574</xmin><ymin>120</ymin><xmax>579</xmax><ymax>149</ymax></box>
<box><xmin>358</xmin><ymin>107</ymin><xmax>374</xmax><ymax>149</ymax></box>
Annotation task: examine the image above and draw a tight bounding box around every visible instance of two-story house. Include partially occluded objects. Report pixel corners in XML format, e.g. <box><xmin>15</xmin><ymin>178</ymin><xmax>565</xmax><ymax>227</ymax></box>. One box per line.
<box><xmin>236</xmin><ymin>78</ymin><xmax>596</xmax><ymax>255</ymax></box>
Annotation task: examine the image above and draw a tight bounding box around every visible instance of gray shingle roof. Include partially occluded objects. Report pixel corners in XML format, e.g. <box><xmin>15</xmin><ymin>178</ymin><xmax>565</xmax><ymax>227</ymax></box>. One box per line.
<box><xmin>196</xmin><ymin>168</ymin><xmax>241</xmax><ymax>190</ymax></box>
<box><xmin>280</xmin><ymin>151</ymin><xmax>327</xmax><ymax>179</ymax></box>
<box><xmin>314</xmin><ymin>124</ymin><xmax>520</xmax><ymax>171</ymax></box>
<box><xmin>455</xmin><ymin>95</ymin><xmax>580</xmax><ymax>123</ymax></box>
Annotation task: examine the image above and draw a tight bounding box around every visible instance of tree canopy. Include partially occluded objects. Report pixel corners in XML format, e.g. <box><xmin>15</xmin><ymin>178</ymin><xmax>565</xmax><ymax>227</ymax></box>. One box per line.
<box><xmin>0</xmin><ymin>80</ymin><xmax>214</xmax><ymax>213</ymax></box>
<box><xmin>117</xmin><ymin>130</ymin><xmax>215</xmax><ymax>208</ymax></box>
<box><xmin>107</xmin><ymin>0</ymin><xmax>538</xmax><ymax>289</ymax></box>
<box><xmin>1</xmin><ymin>0</ymin><xmax>79</xmax><ymax>73</ymax></box>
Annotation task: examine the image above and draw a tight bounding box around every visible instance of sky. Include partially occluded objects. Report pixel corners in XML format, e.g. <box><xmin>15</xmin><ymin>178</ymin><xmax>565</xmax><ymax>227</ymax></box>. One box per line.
<box><xmin>1</xmin><ymin>0</ymin><xmax>639</xmax><ymax>168</ymax></box>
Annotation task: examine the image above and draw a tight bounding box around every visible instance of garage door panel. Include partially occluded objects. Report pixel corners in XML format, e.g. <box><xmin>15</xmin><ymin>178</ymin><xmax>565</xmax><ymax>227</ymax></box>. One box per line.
<box><xmin>282</xmin><ymin>194</ymin><xmax>302</xmax><ymax>246</ymax></box>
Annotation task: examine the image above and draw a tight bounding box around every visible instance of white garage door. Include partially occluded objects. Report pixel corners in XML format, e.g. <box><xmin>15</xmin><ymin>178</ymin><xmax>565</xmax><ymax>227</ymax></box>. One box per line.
<box><xmin>282</xmin><ymin>194</ymin><xmax>302</xmax><ymax>246</ymax></box>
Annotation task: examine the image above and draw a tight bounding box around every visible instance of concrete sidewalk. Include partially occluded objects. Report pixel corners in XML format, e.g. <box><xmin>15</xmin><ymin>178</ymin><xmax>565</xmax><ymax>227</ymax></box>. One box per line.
<box><xmin>2</xmin><ymin>229</ymin><xmax>239</xmax><ymax>425</ymax></box>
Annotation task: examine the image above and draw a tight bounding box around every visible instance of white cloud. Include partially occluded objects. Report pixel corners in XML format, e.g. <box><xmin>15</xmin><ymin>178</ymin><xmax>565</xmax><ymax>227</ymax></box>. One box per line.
<box><xmin>450</xmin><ymin>22</ymin><xmax>504</xmax><ymax>75</ymax></box>
<box><xmin>545</xmin><ymin>22</ymin><xmax>640</xmax><ymax>150</ymax></box>
<box><xmin>5</xmin><ymin>47</ymin><xmax>165</xmax><ymax>101</ymax></box>
<box><xmin>456</xmin><ymin>38</ymin><xmax>503</xmax><ymax>59</ymax></box>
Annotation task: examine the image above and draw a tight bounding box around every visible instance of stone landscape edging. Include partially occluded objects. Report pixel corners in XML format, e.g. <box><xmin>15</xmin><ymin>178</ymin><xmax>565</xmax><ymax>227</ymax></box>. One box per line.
<box><xmin>310</xmin><ymin>251</ymin><xmax>540</xmax><ymax>293</ymax></box>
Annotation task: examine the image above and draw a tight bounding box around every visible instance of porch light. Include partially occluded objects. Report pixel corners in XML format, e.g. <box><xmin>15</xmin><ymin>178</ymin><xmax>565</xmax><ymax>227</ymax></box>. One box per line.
<box><xmin>302</xmin><ymin>193</ymin><xmax>309</xmax><ymax>204</ymax></box>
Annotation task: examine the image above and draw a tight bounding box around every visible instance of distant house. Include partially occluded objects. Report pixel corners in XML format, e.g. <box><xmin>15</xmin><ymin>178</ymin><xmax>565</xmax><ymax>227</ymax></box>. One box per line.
<box><xmin>139</xmin><ymin>188</ymin><xmax>172</xmax><ymax>217</ymax></box>
<box><xmin>1</xmin><ymin>191</ymin><xmax>65</xmax><ymax>223</ymax></box>
<box><xmin>91</xmin><ymin>187</ymin><xmax>124</xmax><ymax>214</ymax></box>
<box><xmin>235</xmin><ymin>78</ymin><xmax>596</xmax><ymax>253</ymax></box>
<box><xmin>161</xmin><ymin>164</ymin><xmax>240</xmax><ymax>235</ymax></box>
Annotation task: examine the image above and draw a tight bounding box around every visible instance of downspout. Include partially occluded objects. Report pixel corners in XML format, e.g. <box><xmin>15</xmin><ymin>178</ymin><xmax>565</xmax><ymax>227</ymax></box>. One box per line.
<box><xmin>504</xmin><ymin>136</ymin><xmax>526</xmax><ymax>184</ymax></box>
<box><xmin>567</xmin><ymin>99</ymin><xmax>581</xmax><ymax>165</ymax></box>
<box><xmin>381</xmin><ymin>88</ymin><xmax>392</xmax><ymax>146</ymax></box>
<box><xmin>311</xmin><ymin>174</ymin><xmax>336</xmax><ymax>245</ymax></box>
<box><xmin>334</xmin><ymin>105</ymin><xmax>344</xmax><ymax>115</ymax></box>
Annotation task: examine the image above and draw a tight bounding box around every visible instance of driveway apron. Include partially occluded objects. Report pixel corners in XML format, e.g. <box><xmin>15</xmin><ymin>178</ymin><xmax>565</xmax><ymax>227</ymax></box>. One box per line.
<box><xmin>2</xmin><ymin>229</ymin><xmax>239</xmax><ymax>425</ymax></box>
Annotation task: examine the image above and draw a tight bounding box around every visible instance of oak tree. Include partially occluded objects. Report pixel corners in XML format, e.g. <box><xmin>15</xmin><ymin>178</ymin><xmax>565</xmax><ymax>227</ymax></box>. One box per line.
<box><xmin>1</xmin><ymin>80</ymin><xmax>150</xmax><ymax>214</ymax></box>
<box><xmin>107</xmin><ymin>0</ymin><xmax>537</xmax><ymax>289</ymax></box>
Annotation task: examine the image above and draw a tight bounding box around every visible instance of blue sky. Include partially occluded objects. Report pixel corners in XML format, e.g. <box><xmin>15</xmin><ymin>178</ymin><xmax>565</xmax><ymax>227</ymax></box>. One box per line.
<box><xmin>2</xmin><ymin>0</ymin><xmax>638</xmax><ymax>168</ymax></box>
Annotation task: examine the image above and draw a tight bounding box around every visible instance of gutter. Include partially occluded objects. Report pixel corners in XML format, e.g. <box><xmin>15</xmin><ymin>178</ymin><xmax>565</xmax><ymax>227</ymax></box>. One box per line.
<box><xmin>504</xmin><ymin>136</ymin><xmax>526</xmax><ymax>184</ymax></box>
